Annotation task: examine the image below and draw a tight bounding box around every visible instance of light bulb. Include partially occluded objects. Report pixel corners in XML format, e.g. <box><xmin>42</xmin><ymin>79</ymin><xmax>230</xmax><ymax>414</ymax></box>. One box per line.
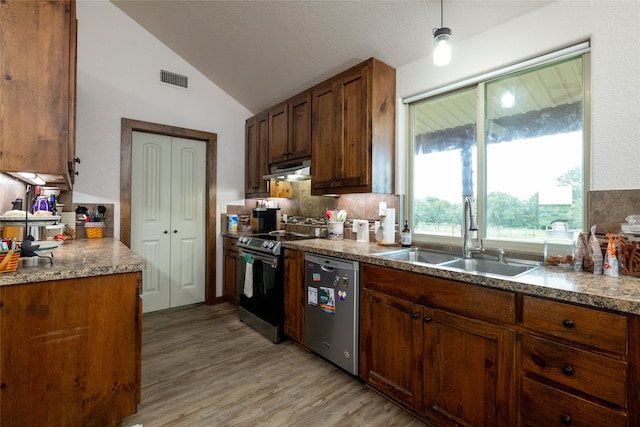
<box><xmin>433</xmin><ymin>27</ymin><xmax>452</xmax><ymax>66</ymax></box>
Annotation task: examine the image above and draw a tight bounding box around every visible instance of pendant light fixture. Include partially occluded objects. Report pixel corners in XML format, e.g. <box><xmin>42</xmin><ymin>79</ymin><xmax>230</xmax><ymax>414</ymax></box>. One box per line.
<box><xmin>433</xmin><ymin>0</ymin><xmax>452</xmax><ymax>66</ymax></box>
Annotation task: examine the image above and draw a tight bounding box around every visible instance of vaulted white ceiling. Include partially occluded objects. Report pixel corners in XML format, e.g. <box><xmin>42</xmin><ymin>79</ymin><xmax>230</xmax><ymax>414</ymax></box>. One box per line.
<box><xmin>111</xmin><ymin>0</ymin><xmax>552</xmax><ymax>114</ymax></box>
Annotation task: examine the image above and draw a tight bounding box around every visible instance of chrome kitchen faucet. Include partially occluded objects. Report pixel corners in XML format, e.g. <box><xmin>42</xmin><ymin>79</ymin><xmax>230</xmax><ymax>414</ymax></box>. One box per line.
<box><xmin>462</xmin><ymin>196</ymin><xmax>483</xmax><ymax>259</ymax></box>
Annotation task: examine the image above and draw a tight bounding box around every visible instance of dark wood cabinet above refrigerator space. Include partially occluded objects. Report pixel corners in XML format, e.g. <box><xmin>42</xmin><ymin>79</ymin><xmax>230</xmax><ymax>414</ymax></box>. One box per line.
<box><xmin>244</xmin><ymin>57</ymin><xmax>395</xmax><ymax>198</ymax></box>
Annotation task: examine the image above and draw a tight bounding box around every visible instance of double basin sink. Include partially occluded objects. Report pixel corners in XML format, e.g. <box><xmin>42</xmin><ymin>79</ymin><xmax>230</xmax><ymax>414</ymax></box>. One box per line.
<box><xmin>376</xmin><ymin>247</ymin><xmax>539</xmax><ymax>278</ymax></box>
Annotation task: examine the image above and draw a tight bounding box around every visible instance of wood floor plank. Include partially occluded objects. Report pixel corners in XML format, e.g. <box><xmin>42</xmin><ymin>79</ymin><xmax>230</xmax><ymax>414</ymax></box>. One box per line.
<box><xmin>121</xmin><ymin>303</ymin><xmax>427</xmax><ymax>427</ymax></box>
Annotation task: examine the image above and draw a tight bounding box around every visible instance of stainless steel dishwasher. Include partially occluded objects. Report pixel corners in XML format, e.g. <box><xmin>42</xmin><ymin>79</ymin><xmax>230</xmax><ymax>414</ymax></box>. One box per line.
<box><xmin>304</xmin><ymin>253</ymin><xmax>359</xmax><ymax>375</ymax></box>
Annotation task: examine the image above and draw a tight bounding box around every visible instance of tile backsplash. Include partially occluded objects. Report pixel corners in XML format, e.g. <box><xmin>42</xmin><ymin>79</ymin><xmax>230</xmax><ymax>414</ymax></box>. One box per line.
<box><xmin>228</xmin><ymin>185</ymin><xmax>640</xmax><ymax>238</ymax></box>
<box><xmin>233</xmin><ymin>180</ymin><xmax>400</xmax><ymax>223</ymax></box>
<box><xmin>588</xmin><ymin>189</ymin><xmax>640</xmax><ymax>234</ymax></box>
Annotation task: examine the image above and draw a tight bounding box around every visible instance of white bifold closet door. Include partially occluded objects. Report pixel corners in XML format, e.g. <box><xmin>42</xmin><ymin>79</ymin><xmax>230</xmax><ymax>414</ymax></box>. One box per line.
<box><xmin>131</xmin><ymin>131</ymin><xmax>206</xmax><ymax>313</ymax></box>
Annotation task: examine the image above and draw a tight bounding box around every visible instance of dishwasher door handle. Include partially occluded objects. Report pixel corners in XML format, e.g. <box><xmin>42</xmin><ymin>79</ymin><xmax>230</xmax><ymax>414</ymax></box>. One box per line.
<box><xmin>321</xmin><ymin>265</ymin><xmax>336</xmax><ymax>272</ymax></box>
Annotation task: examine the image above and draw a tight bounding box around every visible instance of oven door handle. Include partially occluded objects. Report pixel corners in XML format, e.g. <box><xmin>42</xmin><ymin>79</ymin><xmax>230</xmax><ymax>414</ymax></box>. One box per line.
<box><xmin>239</xmin><ymin>250</ymin><xmax>279</xmax><ymax>268</ymax></box>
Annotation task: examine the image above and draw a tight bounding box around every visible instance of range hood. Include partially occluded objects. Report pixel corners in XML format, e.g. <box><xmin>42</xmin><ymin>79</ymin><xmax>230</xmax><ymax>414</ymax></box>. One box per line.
<box><xmin>263</xmin><ymin>159</ymin><xmax>311</xmax><ymax>182</ymax></box>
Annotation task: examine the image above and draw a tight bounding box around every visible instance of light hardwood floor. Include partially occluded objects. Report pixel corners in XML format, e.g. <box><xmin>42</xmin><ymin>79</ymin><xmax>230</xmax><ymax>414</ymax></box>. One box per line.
<box><xmin>121</xmin><ymin>302</ymin><xmax>427</xmax><ymax>427</ymax></box>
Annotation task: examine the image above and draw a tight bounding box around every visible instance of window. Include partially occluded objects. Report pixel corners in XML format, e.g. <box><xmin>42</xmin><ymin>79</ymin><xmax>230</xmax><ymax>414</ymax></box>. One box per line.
<box><xmin>408</xmin><ymin>50</ymin><xmax>588</xmax><ymax>252</ymax></box>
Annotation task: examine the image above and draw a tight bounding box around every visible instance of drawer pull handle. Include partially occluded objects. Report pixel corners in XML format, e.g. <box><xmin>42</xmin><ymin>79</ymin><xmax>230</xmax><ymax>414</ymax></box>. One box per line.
<box><xmin>562</xmin><ymin>365</ymin><xmax>574</xmax><ymax>376</ymax></box>
<box><xmin>560</xmin><ymin>414</ymin><xmax>572</xmax><ymax>425</ymax></box>
<box><xmin>423</xmin><ymin>317</ymin><xmax>432</xmax><ymax>323</ymax></box>
<box><xmin>562</xmin><ymin>319</ymin><xmax>575</xmax><ymax>328</ymax></box>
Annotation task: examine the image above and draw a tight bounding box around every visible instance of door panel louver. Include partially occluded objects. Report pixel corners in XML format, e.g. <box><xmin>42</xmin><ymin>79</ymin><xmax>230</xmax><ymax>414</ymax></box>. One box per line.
<box><xmin>160</xmin><ymin>69</ymin><xmax>189</xmax><ymax>89</ymax></box>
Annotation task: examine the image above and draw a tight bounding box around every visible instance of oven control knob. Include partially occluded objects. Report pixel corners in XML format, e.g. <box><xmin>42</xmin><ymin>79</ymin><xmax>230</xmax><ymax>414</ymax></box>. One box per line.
<box><xmin>262</xmin><ymin>241</ymin><xmax>269</xmax><ymax>248</ymax></box>
<box><xmin>268</xmin><ymin>241</ymin><xmax>275</xmax><ymax>249</ymax></box>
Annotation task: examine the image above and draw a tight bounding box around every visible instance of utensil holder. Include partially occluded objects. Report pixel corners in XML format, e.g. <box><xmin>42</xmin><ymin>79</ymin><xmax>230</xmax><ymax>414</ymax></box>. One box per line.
<box><xmin>327</xmin><ymin>222</ymin><xmax>344</xmax><ymax>240</ymax></box>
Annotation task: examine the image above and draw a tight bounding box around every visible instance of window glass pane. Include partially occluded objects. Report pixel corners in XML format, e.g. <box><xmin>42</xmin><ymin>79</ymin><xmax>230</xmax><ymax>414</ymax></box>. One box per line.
<box><xmin>412</xmin><ymin>88</ymin><xmax>477</xmax><ymax>237</ymax></box>
<box><xmin>484</xmin><ymin>57</ymin><xmax>584</xmax><ymax>242</ymax></box>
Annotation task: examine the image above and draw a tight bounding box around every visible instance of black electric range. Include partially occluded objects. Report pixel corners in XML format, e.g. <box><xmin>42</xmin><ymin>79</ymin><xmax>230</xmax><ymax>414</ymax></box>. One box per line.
<box><xmin>237</xmin><ymin>230</ymin><xmax>315</xmax><ymax>343</ymax></box>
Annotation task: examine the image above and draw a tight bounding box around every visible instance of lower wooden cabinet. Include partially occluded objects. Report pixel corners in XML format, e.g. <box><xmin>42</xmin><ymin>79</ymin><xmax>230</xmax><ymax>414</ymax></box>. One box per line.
<box><xmin>283</xmin><ymin>249</ymin><xmax>305</xmax><ymax>343</ymax></box>
<box><xmin>360</xmin><ymin>264</ymin><xmax>517</xmax><ymax>426</ymax></box>
<box><xmin>423</xmin><ymin>307</ymin><xmax>516</xmax><ymax>427</ymax></box>
<box><xmin>521</xmin><ymin>377</ymin><xmax>627</xmax><ymax>427</ymax></box>
<box><xmin>0</xmin><ymin>273</ymin><xmax>141</xmax><ymax>426</ymax></box>
<box><xmin>360</xmin><ymin>289</ymin><xmax>422</xmax><ymax>409</ymax></box>
<box><xmin>223</xmin><ymin>236</ymin><xmax>239</xmax><ymax>305</ymax></box>
<box><xmin>521</xmin><ymin>296</ymin><xmax>633</xmax><ymax>426</ymax></box>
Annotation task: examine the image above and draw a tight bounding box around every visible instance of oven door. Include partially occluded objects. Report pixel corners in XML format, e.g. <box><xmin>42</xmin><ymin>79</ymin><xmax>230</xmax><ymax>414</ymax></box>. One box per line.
<box><xmin>238</xmin><ymin>249</ymin><xmax>284</xmax><ymax>327</ymax></box>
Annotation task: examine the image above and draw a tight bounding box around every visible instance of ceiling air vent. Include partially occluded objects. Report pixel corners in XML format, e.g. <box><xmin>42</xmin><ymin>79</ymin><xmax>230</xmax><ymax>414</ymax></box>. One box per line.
<box><xmin>160</xmin><ymin>69</ymin><xmax>189</xmax><ymax>89</ymax></box>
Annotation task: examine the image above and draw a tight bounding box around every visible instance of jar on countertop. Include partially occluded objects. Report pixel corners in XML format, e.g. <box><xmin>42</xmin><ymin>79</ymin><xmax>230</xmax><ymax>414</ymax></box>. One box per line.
<box><xmin>544</xmin><ymin>222</ymin><xmax>575</xmax><ymax>268</ymax></box>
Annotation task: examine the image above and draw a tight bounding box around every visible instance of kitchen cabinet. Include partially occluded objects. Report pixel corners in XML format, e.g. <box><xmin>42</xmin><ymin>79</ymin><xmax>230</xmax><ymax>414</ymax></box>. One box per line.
<box><xmin>360</xmin><ymin>263</ymin><xmax>517</xmax><ymax>426</ymax></box>
<box><xmin>0</xmin><ymin>272</ymin><xmax>141</xmax><ymax>426</ymax></box>
<box><xmin>520</xmin><ymin>296</ymin><xmax>632</xmax><ymax>427</ymax></box>
<box><xmin>311</xmin><ymin>58</ymin><xmax>395</xmax><ymax>195</ymax></box>
<box><xmin>0</xmin><ymin>0</ymin><xmax>77</xmax><ymax>189</ymax></box>
<box><xmin>361</xmin><ymin>289</ymin><xmax>422</xmax><ymax>409</ymax></box>
<box><xmin>283</xmin><ymin>248</ymin><xmax>305</xmax><ymax>344</ymax></box>
<box><xmin>245</xmin><ymin>112</ymin><xmax>270</xmax><ymax>198</ymax></box>
<box><xmin>268</xmin><ymin>92</ymin><xmax>312</xmax><ymax>165</ymax></box>
<box><xmin>423</xmin><ymin>307</ymin><xmax>516</xmax><ymax>426</ymax></box>
<box><xmin>223</xmin><ymin>236</ymin><xmax>240</xmax><ymax>305</ymax></box>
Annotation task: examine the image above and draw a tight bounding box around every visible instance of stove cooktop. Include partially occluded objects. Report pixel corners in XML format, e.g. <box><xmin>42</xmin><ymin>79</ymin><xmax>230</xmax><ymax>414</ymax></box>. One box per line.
<box><xmin>237</xmin><ymin>231</ymin><xmax>315</xmax><ymax>256</ymax></box>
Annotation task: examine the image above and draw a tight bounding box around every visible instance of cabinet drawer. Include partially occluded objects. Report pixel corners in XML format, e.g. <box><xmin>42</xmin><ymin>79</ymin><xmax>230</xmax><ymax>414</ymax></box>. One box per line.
<box><xmin>223</xmin><ymin>236</ymin><xmax>238</xmax><ymax>252</ymax></box>
<box><xmin>522</xmin><ymin>296</ymin><xmax>627</xmax><ymax>354</ymax></box>
<box><xmin>522</xmin><ymin>334</ymin><xmax>627</xmax><ymax>406</ymax></box>
<box><xmin>362</xmin><ymin>264</ymin><xmax>515</xmax><ymax>323</ymax></box>
<box><xmin>521</xmin><ymin>377</ymin><xmax>627</xmax><ymax>427</ymax></box>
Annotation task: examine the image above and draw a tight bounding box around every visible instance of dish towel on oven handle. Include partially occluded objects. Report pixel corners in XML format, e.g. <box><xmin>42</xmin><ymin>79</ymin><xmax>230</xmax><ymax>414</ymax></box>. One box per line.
<box><xmin>243</xmin><ymin>253</ymin><xmax>254</xmax><ymax>298</ymax></box>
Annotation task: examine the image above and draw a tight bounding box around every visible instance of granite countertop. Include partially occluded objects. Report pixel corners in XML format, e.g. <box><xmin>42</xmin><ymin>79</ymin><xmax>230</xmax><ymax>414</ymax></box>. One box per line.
<box><xmin>280</xmin><ymin>238</ymin><xmax>640</xmax><ymax>315</ymax></box>
<box><xmin>0</xmin><ymin>237</ymin><xmax>145</xmax><ymax>287</ymax></box>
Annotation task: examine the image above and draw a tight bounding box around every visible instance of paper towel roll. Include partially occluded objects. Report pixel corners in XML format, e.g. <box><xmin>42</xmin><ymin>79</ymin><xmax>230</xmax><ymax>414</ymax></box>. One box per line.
<box><xmin>383</xmin><ymin>208</ymin><xmax>395</xmax><ymax>244</ymax></box>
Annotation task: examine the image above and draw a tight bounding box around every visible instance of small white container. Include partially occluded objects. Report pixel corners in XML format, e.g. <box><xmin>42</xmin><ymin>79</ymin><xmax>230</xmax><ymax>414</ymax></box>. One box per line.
<box><xmin>327</xmin><ymin>222</ymin><xmax>344</xmax><ymax>240</ymax></box>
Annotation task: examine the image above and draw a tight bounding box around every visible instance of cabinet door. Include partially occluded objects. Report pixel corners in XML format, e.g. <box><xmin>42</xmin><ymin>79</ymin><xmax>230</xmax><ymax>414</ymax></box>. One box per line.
<box><xmin>223</xmin><ymin>237</ymin><xmax>239</xmax><ymax>305</ymax></box>
<box><xmin>311</xmin><ymin>65</ymin><xmax>371</xmax><ymax>194</ymax></box>
<box><xmin>245</xmin><ymin>113</ymin><xmax>270</xmax><ymax>197</ymax></box>
<box><xmin>361</xmin><ymin>289</ymin><xmax>423</xmax><ymax>410</ymax></box>
<box><xmin>311</xmin><ymin>80</ymin><xmax>340</xmax><ymax>189</ymax></box>
<box><xmin>0</xmin><ymin>0</ymin><xmax>73</xmax><ymax>186</ymax></box>
<box><xmin>283</xmin><ymin>249</ymin><xmax>305</xmax><ymax>343</ymax></box>
<box><xmin>268</xmin><ymin>103</ymin><xmax>289</xmax><ymax>164</ymax></box>
<box><xmin>423</xmin><ymin>308</ymin><xmax>516</xmax><ymax>427</ymax></box>
<box><xmin>288</xmin><ymin>92</ymin><xmax>312</xmax><ymax>160</ymax></box>
<box><xmin>338</xmin><ymin>65</ymin><xmax>370</xmax><ymax>189</ymax></box>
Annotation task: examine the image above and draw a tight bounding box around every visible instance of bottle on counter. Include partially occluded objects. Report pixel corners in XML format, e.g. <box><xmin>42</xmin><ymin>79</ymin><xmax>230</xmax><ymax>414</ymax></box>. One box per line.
<box><xmin>401</xmin><ymin>220</ymin><xmax>412</xmax><ymax>247</ymax></box>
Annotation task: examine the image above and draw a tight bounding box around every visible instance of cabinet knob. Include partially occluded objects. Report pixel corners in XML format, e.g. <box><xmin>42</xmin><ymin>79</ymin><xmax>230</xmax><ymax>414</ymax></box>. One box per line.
<box><xmin>74</xmin><ymin>157</ymin><xmax>81</xmax><ymax>164</ymax></box>
<box><xmin>423</xmin><ymin>317</ymin><xmax>432</xmax><ymax>323</ymax></box>
<box><xmin>164</xmin><ymin>230</ymin><xmax>168</xmax><ymax>234</ymax></box>
<box><xmin>411</xmin><ymin>312</ymin><xmax>420</xmax><ymax>319</ymax></box>
<box><xmin>560</xmin><ymin>414</ymin><xmax>572</xmax><ymax>425</ymax></box>
<box><xmin>562</xmin><ymin>365</ymin><xmax>574</xmax><ymax>376</ymax></box>
<box><xmin>173</xmin><ymin>230</ymin><xmax>178</xmax><ymax>233</ymax></box>
<box><xmin>562</xmin><ymin>319</ymin><xmax>575</xmax><ymax>328</ymax></box>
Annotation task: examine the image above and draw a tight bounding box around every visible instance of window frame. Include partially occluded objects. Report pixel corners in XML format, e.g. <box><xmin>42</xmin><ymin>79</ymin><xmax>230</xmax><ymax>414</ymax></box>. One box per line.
<box><xmin>405</xmin><ymin>46</ymin><xmax>591</xmax><ymax>255</ymax></box>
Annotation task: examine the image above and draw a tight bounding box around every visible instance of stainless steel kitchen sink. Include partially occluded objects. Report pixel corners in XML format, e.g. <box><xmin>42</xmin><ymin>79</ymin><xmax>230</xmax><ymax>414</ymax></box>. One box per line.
<box><xmin>376</xmin><ymin>247</ymin><xmax>539</xmax><ymax>278</ymax></box>
<box><xmin>438</xmin><ymin>257</ymin><xmax>539</xmax><ymax>277</ymax></box>
<box><xmin>375</xmin><ymin>248</ymin><xmax>459</xmax><ymax>265</ymax></box>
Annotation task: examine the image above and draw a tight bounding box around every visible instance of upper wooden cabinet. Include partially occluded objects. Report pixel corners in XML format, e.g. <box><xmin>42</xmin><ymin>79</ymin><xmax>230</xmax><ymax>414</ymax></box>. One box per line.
<box><xmin>0</xmin><ymin>0</ymin><xmax>77</xmax><ymax>189</ymax></box>
<box><xmin>311</xmin><ymin>58</ymin><xmax>395</xmax><ymax>195</ymax></box>
<box><xmin>268</xmin><ymin>92</ymin><xmax>312</xmax><ymax>165</ymax></box>
<box><xmin>245</xmin><ymin>112</ymin><xmax>270</xmax><ymax>198</ymax></box>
